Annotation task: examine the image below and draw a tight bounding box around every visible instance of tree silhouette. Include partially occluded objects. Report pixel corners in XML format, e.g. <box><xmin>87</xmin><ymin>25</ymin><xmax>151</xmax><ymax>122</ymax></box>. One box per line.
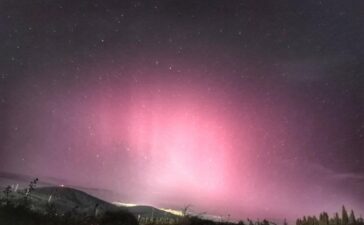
<box><xmin>3</xmin><ymin>185</ymin><xmax>12</xmax><ymax>206</ymax></box>
<box><xmin>349</xmin><ymin>210</ymin><xmax>356</xmax><ymax>225</ymax></box>
<box><xmin>342</xmin><ymin>206</ymin><xmax>349</xmax><ymax>225</ymax></box>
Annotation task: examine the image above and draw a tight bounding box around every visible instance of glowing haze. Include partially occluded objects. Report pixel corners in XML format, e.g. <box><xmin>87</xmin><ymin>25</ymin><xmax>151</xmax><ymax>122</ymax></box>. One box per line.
<box><xmin>94</xmin><ymin>73</ymin><xmax>236</xmax><ymax>198</ymax></box>
<box><xmin>1</xmin><ymin>0</ymin><xmax>363</xmax><ymax>222</ymax></box>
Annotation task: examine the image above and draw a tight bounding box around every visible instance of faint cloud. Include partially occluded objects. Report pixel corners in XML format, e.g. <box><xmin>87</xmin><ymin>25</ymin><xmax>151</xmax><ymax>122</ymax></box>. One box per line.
<box><xmin>331</xmin><ymin>173</ymin><xmax>364</xmax><ymax>181</ymax></box>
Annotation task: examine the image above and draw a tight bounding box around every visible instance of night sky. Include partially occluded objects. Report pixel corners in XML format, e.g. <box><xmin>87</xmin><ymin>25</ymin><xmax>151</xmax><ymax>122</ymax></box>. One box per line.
<box><xmin>1</xmin><ymin>0</ymin><xmax>364</xmax><ymax>222</ymax></box>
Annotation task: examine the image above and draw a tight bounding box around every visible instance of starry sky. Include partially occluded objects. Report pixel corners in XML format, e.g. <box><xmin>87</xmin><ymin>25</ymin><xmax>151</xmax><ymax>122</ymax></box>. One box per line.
<box><xmin>0</xmin><ymin>0</ymin><xmax>364</xmax><ymax>222</ymax></box>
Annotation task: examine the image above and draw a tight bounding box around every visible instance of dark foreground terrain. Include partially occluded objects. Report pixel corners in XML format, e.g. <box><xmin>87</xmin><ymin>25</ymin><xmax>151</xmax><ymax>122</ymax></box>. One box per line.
<box><xmin>1</xmin><ymin>178</ymin><xmax>363</xmax><ymax>225</ymax></box>
<box><xmin>0</xmin><ymin>202</ymin><xmax>238</xmax><ymax>225</ymax></box>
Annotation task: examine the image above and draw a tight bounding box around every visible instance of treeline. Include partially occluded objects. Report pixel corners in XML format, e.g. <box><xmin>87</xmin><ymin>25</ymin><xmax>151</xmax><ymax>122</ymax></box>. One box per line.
<box><xmin>296</xmin><ymin>207</ymin><xmax>364</xmax><ymax>225</ymax></box>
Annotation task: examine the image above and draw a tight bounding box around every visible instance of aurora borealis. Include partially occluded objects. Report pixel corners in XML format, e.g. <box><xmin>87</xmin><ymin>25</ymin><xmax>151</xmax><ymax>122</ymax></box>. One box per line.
<box><xmin>1</xmin><ymin>0</ymin><xmax>363</xmax><ymax>222</ymax></box>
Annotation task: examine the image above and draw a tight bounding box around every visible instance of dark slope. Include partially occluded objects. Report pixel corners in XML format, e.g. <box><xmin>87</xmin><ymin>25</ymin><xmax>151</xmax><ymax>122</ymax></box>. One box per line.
<box><xmin>31</xmin><ymin>186</ymin><xmax>119</xmax><ymax>215</ymax></box>
<box><xmin>31</xmin><ymin>186</ymin><xmax>178</xmax><ymax>219</ymax></box>
<box><xmin>127</xmin><ymin>205</ymin><xmax>178</xmax><ymax>218</ymax></box>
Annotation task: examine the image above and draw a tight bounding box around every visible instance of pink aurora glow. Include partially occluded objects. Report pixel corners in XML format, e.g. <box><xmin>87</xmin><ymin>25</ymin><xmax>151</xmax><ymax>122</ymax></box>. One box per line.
<box><xmin>89</xmin><ymin>72</ymin><xmax>243</xmax><ymax>202</ymax></box>
<box><xmin>2</xmin><ymin>64</ymin><xmax>362</xmax><ymax>222</ymax></box>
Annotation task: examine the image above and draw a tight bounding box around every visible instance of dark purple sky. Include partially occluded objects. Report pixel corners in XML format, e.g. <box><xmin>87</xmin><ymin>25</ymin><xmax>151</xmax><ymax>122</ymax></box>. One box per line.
<box><xmin>1</xmin><ymin>0</ymin><xmax>363</xmax><ymax>222</ymax></box>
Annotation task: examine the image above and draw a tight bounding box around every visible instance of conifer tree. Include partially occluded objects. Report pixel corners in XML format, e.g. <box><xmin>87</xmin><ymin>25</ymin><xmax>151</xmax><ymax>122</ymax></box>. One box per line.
<box><xmin>334</xmin><ymin>212</ymin><xmax>341</xmax><ymax>225</ymax></box>
<box><xmin>342</xmin><ymin>206</ymin><xmax>349</xmax><ymax>225</ymax></box>
<box><xmin>3</xmin><ymin>185</ymin><xmax>12</xmax><ymax>206</ymax></box>
<box><xmin>262</xmin><ymin>219</ymin><xmax>270</xmax><ymax>225</ymax></box>
<box><xmin>303</xmin><ymin>216</ymin><xmax>308</xmax><ymax>225</ymax></box>
<box><xmin>320</xmin><ymin>212</ymin><xmax>330</xmax><ymax>225</ymax></box>
<box><xmin>349</xmin><ymin>210</ymin><xmax>356</xmax><ymax>225</ymax></box>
